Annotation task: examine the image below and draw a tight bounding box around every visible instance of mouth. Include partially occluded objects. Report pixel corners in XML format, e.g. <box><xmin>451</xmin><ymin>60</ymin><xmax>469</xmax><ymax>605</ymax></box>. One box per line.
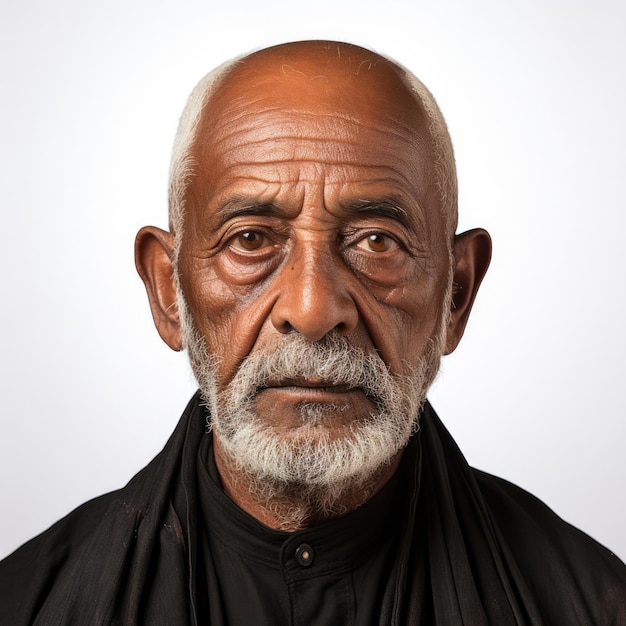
<box><xmin>255</xmin><ymin>378</ymin><xmax>376</xmax><ymax>409</ymax></box>
<box><xmin>252</xmin><ymin>377</ymin><xmax>379</xmax><ymax>427</ymax></box>
<box><xmin>263</xmin><ymin>378</ymin><xmax>358</xmax><ymax>393</ymax></box>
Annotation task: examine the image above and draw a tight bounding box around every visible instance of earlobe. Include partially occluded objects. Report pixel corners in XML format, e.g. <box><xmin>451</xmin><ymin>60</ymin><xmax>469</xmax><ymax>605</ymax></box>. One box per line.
<box><xmin>135</xmin><ymin>226</ymin><xmax>183</xmax><ymax>351</ymax></box>
<box><xmin>444</xmin><ymin>228</ymin><xmax>492</xmax><ymax>355</ymax></box>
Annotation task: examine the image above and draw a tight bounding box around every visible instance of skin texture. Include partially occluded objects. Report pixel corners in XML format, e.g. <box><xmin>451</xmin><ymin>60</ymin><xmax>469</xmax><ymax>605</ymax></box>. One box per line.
<box><xmin>136</xmin><ymin>41</ymin><xmax>492</xmax><ymax>529</ymax></box>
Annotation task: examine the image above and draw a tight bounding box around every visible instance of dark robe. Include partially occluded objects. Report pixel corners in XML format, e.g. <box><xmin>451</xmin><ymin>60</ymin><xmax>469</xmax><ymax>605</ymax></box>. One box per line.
<box><xmin>1</xmin><ymin>392</ymin><xmax>624</xmax><ymax>624</ymax></box>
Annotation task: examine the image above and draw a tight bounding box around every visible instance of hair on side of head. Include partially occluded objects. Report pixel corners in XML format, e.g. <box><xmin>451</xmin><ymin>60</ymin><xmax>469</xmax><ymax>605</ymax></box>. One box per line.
<box><xmin>401</xmin><ymin>71</ymin><xmax>458</xmax><ymax>239</ymax></box>
<box><xmin>168</xmin><ymin>59</ymin><xmax>240</xmax><ymax>266</ymax></box>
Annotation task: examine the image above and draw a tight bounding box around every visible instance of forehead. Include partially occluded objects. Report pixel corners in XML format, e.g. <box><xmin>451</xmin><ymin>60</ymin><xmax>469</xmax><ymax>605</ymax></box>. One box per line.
<box><xmin>187</xmin><ymin>47</ymin><xmax>439</xmax><ymax>223</ymax></box>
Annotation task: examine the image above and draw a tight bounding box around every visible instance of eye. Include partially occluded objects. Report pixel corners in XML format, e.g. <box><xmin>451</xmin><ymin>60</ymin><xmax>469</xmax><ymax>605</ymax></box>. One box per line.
<box><xmin>230</xmin><ymin>230</ymin><xmax>268</xmax><ymax>252</ymax></box>
<box><xmin>355</xmin><ymin>233</ymin><xmax>397</xmax><ymax>253</ymax></box>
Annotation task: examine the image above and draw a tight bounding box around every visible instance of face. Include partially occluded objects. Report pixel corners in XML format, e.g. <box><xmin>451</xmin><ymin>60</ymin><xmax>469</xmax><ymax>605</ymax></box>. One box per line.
<box><xmin>172</xmin><ymin>50</ymin><xmax>454</xmax><ymax>488</ymax></box>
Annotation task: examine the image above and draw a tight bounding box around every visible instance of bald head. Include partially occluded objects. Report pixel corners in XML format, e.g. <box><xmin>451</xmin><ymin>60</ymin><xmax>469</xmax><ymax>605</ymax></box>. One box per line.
<box><xmin>168</xmin><ymin>41</ymin><xmax>457</xmax><ymax>258</ymax></box>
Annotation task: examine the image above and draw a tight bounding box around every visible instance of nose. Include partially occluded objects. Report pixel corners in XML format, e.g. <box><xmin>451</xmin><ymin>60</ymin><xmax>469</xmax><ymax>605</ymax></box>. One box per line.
<box><xmin>270</xmin><ymin>246</ymin><xmax>359</xmax><ymax>341</ymax></box>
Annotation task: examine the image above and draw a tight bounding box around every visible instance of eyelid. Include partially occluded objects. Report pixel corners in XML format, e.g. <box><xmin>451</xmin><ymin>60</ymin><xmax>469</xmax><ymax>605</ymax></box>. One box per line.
<box><xmin>229</xmin><ymin>231</ymin><xmax>266</xmax><ymax>251</ymax></box>
<box><xmin>343</xmin><ymin>227</ymin><xmax>404</xmax><ymax>248</ymax></box>
<box><xmin>224</xmin><ymin>224</ymin><xmax>288</xmax><ymax>256</ymax></box>
<box><xmin>228</xmin><ymin>228</ymin><xmax>268</xmax><ymax>245</ymax></box>
<box><xmin>356</xmin><ymin>234</ymin><xmax>402</xmax><ymax>256</ymax></box>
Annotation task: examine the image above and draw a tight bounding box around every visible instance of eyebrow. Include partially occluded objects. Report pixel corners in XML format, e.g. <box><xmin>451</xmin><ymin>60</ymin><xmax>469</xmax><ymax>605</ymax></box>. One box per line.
<box><xmin>212</xmin><ymin>197</ymin><xmax>414</xmax><ymax>227</ymax></box>
<box><xmin>345</xmin><ymin>199</ymin><xmax>411</xmax><ymax>226</ymax></box>
<box><xmin>214</xmin><ymin>199</ymin><xmax>280</xmax><ymax>225</ymax></box>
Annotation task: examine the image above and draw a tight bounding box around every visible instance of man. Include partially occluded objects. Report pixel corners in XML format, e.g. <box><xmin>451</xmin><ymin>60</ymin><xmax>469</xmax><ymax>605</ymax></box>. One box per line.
<box><xmin>1</xmin><ymin>40</ymin><xmax>624</xmax><ymax>624</ymax></box>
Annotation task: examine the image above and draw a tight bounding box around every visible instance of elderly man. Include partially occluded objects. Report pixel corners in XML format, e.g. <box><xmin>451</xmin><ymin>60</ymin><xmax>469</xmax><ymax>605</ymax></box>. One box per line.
<box><xmin>1</xmin><ymin>41</ymin><xmax>624</xmax><ymax>624</ymax></box>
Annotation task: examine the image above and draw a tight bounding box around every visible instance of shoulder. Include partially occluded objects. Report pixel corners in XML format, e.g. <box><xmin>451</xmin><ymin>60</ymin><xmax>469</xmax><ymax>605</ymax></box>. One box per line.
<box><xmin>473</xmin><ymin>468</ymin><xmax>622</xmax><ymax>563</ymax></box>
<box><xmin>473</xmin><ymin>468</ymin><xmax>626</xmax><ymax>621</ymax></box>
<box><xmin>0</xmin><ymin>396</ymin><xmax>203</xmax><ymax>623</ymax></box>
<box><xmin>0</xmin><ymin>490</ymin><xmax>119</xmax><ymax>622</ymax></box>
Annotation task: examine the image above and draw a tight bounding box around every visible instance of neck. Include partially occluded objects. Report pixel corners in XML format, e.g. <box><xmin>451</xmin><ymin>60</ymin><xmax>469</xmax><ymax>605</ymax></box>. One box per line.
<box><xmin>212</xmin><ymin>437</ymin><xmax>403</xmax><ymax>531</ymax></box>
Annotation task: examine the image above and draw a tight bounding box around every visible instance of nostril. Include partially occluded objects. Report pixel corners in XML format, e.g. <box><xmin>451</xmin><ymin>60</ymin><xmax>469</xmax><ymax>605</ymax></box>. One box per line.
<box><xmin>276</xmin><ymin>319</ymin><xmax>295</xmax><ymax>334</ymax></box>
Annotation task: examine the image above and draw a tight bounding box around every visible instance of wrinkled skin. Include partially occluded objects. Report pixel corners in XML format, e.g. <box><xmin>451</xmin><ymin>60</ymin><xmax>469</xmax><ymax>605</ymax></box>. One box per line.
<box><xmin>136</xmin><ymin>42</ymin><xmax>491</xmax><ymax>528</ymax></box>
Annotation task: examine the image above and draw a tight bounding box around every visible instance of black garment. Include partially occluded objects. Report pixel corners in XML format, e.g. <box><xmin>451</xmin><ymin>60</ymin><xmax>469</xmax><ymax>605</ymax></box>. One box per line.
<box><xmin>0</xmin><ymin>392</ymin><xmax>625</xmax><ymax>624</ymax></box>
<box><xmin>196</xmin><ymin>430</ymin><xmax>410</xmax><ymax>625</ymax></box>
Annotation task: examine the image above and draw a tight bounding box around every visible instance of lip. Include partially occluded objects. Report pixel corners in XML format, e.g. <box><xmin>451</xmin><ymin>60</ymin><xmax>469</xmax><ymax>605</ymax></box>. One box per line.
<box><xmin>263</xmin><ymin>378</ymin><xmax>356</xmax><ymax>393</ymax></box>
<box><xmin>257</xmin><ymin>385</ymin><xmax>368</xmax><ymax>408</ymax></box>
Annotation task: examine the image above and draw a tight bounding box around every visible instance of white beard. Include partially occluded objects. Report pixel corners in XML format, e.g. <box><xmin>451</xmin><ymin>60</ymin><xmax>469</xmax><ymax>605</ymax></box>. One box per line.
<box><xmin>177</xmin><ymin>289</ymin><xmax>448</xmax><ymax>526</ymax></box>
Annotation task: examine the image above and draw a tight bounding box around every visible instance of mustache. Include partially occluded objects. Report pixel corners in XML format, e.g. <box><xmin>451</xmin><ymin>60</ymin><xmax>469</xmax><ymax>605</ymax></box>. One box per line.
<box><xmin>223</xmin><ymin>333</ymin><xmax>398</xmax><ymax>404</ymax></box>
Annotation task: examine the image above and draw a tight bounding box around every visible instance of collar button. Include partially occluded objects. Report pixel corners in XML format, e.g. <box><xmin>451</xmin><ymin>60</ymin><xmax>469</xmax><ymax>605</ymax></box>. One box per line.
<box><xmin>295</xmin><ymin>543</ymin><xmax>314</xmax><ymax>567</ymax></box>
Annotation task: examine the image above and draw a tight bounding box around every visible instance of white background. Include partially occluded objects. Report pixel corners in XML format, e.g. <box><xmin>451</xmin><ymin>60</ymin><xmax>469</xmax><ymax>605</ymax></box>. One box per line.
<box><xmin>1</xmin><ymin>0</ymin><xmax>624</xmax><ymax>561</ymax></box>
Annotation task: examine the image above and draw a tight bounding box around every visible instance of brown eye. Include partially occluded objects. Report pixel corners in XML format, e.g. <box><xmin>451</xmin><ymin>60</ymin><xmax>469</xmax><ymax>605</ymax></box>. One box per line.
<box><xmin>356</xmin><ymin>233</ymin><xmax>395</xmax><ymax>252</ymax></box>
<box><xmin>232</xmin><ymin>231</ymin><xmax>266</xmax><ymax>251</ymax></box>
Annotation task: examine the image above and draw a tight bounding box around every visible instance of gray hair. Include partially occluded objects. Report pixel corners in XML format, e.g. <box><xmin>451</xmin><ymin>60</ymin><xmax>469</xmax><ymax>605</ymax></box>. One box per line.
<box><xmin>402</xmin><ymin>71</ymin><xmax>458</xmax><ymax>238</ymax></box>
<box><xmin>167</xmin><ymin>44</ymin><xmax>458</xmax><ymax>264</ymax></box>
<box><xmin>168</xmin><ymin>59</ymin><xmax>237</xmax><ymax>265</ymax></box>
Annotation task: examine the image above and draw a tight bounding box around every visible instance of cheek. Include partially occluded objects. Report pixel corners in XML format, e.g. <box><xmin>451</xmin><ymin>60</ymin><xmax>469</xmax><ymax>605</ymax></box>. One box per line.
<box><xmin>180</xmin><ymin>257</ymin><xmax>277</xmax><ymax>383</ymax></box>
<box><xmin>367</xmin><ymin>275</ymin><xmax>448</xmax><ymax>375</ymax></box>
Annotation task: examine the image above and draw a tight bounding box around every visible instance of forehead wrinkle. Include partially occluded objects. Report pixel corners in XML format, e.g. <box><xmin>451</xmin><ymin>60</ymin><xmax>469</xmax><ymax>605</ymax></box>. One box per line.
<box><xmin>195</xmin><ymin>89</ymin><xmax>434</xmax><ymax>183</ymax></box>
<box><xmin>208</xmin><ymin>108</ymin><xmax>429</xmax><ymax>152</ymax></box>
<box><xmin>213</xmin><ymin>134</ymin><xmax>427</xmax><ymax>165</ymax></box>
<box><xmin>208</xmin><ymin>142</ymin><xmax>428</xmax><ymax>191</ymax></box>
<box><xmin>199</xmin><ymin>85</ymin><xmax>430</xmax><ymax>144</ymax></box>
<box><xmin>214</xmin><ymin>103</ymin><xmax>423</xmax><ymax>130</ymax></box>
<box><xmin>204</xmin><ymin>163</ymin><xmax>428</xmax><ymax>226</ymax></box>
<box><xmin>212</xmin><ymin>163</ymin><xmax>423</xmax><ymax>207</ymax></box>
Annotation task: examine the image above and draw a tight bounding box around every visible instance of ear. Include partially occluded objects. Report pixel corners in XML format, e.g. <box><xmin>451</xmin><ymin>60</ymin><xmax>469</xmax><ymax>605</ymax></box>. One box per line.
<box><xmin>135</xmin><ymin>226</ymin><xmax>182</xmax><ymax>351</ymax></box>
<box><xmin>444</xmin><ymin>228</ymin><xmax>492</xmax><ymax>355</ymax></box>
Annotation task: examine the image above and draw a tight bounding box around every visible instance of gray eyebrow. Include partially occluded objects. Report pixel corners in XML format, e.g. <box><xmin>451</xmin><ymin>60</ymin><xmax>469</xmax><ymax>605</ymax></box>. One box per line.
<box><xmin>347</xmin><ymin>200</ymin><xmax>410</xmax><ymax>226</ymax></box>
<box><xmin>212</xmin><ymin>197</ymin><xmax>414</xmax><ymax>229</ymax></box>
<box><xmin>214</xmin><ymin>199</ymin><xmax>278</xmax><ymax>224</ymax></box>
